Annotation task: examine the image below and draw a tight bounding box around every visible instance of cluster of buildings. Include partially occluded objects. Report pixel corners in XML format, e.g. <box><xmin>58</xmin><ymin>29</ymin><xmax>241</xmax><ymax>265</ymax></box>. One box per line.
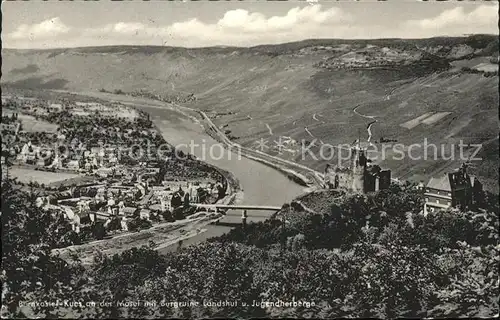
<box><xmin>4</xmin><ymin>100</ymin><xmax>155</xmax><ymax>174</ymax></box>
<box><xmin>2</xmin><ymin>94</ymin><xmax>228</xmax><ymax>244</ymax></box>
<box><xmin>36</xmin><ymin>169</ymin><xmax>222</xmax><ymax>233</ymax></box>
<box><xmin>12</xmin><ymin>139</ymin><xmax>124</xmax><ymax>174</ymax></box>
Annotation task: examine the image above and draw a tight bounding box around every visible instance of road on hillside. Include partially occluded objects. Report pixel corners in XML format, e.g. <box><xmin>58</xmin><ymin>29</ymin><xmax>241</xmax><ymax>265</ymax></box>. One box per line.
<box><xmin>353</xmin><ymin>104</ymin><xmax>378</xmax><ymax>145</ymax></box>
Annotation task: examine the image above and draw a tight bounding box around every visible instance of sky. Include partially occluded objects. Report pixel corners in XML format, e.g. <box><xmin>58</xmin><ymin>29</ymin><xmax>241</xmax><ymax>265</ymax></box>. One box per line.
<box><xmin>2</xmin><ymin>1</ymin><xmax>498</xmax><ymax>49</ymax></box>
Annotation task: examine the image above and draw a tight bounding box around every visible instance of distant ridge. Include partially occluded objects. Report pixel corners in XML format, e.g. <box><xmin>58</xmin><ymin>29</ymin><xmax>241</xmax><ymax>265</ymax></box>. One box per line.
<box><xmin>2</xmin><ymin>34</ymin><xmax>497</xmax><ymax>52</ymax></box>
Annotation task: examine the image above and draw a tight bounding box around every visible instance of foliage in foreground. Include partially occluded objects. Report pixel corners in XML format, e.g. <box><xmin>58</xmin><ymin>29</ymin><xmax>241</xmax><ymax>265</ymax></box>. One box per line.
<box><xmin>215</xmin><ymin>184</ymin><xmax>498</xmax><ymax>251</ymax></box>
<box><xmin>1</xmin><ymin>179</ymin><xmax>84</xmax><ymax>318</ymax></box>
<box><xmin>2</xmin><ymin>180</ymin><xmax>498</xmax><ymax>318</ymax></box>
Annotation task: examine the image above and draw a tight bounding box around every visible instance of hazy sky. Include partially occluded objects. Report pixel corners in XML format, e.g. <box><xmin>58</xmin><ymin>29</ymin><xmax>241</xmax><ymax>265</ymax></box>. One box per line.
<box><xmin>2</xmin><ymin>1</ymin><xmax>498</xmax><ymax>49</ymax></box>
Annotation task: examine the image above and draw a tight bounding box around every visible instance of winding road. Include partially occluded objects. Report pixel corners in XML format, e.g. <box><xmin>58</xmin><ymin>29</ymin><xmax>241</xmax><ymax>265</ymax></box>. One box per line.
<box><xmin>367</xmin><ymin>120</ymin><xmax>376</xmax><ymax>143</ymax></box>
<box><xmin>353</xmin><ymin>104</ymin><xmax>378</xmax><ymax>144</ymax></box>
<box><xmin>385</xmin><ymin>88</ymin><xmax>397</xmax><ymax>101</ymax></box>
<box><xmin>265</xmin><ymin>123</ymin><xmax>274</xmax><ymax>135</ymax></box>
<box><xmin>304</xmin><ymin>127</ymin><xmax>315</xmax><ymax>139</ymax></box>
<box><xmin>312</xmin><ymin>113</ymin><xmax>324</xmax><ymax>122</ymax></box>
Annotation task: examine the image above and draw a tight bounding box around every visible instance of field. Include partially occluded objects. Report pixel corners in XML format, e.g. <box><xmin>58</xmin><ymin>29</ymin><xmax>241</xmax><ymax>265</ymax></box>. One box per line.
<box><xmin>10</xmin><ymin>167</ymin><xmax>80</xmax><ymax>184</ymax></box>
<box><xmin>420</xmin><ymin>112</ymin><xmax>452</xmax><ymax>125</ymax></box>
<box><xmin>475</xmin><ymin>63</ymin><xmax>499</xmax><ymax>72</ymax></box>
<box><xmin>400</xmin><ymin>112</ymin><xmax>435</xmax><ymax>130</ymax></box>
<box><xmin>16</xmin><ymin>114</ymin><xmax>59</xmax><ymax>133</ymax></box>
<box><xmin>2</xmin><ymin>35</ymin><xmax>498</xmax><ymax>191</ymax></box>
<box><xmin>450</xmin><ymin>56</ymin><xmax>499</xmax><ymax>72</ymax></box>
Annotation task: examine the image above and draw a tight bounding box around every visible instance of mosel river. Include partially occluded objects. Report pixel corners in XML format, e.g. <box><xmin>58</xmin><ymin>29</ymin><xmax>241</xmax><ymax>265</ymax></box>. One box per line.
<box><xmin>85</xmin><ymin>92</ymin><xmax>306</xmax><ymax>251</ymax></box>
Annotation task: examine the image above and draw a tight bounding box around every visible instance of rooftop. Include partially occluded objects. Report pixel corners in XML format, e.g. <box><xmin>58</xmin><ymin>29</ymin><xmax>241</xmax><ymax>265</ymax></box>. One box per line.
<box><xmin>426</xmin><ymin>175</ymin><xmax>452</xmax><ymax>192</ymax></box>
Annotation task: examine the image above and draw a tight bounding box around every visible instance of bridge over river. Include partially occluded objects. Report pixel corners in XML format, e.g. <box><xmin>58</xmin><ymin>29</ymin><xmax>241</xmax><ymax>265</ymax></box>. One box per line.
<box><xmin>191</xmin><ymin>203</ymin><xmax>283</xmax><ymax>227</ymax></box>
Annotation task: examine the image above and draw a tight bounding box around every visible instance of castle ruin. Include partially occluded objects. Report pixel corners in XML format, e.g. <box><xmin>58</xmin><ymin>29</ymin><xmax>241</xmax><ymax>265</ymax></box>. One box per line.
<box><xmin>324</xmin><ymin>146</ymin><xmax>391</xmax><ymax>193</ymax></box>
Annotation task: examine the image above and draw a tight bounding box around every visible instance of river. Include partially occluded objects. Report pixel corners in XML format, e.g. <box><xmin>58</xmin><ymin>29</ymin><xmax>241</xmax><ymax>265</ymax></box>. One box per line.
<box><xmin>83</xmin><ymin>93</ymin><xmax>307</xmax><ymax>251</ymax></box>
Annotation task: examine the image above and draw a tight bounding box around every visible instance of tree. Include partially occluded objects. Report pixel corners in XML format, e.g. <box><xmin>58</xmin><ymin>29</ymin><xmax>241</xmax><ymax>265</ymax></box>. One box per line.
<box><xmin>1</xmin><ymin>177</ymin><xmax>82</xmax><ymax>318</ymax></box>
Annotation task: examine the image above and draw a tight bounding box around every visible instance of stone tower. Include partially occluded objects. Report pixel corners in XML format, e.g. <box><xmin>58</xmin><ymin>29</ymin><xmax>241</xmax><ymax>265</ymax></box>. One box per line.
<box><xmin>350</xmin><ymin>146</ymin><xmax>367</xmax><ymax>193</ymax></box>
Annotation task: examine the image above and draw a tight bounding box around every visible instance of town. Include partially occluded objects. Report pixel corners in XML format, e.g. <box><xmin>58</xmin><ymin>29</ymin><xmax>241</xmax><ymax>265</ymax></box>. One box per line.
<box><xmin>1</xmin><ymin>93</ymin><xmax>229</xmax><ymax>245</ymax></box>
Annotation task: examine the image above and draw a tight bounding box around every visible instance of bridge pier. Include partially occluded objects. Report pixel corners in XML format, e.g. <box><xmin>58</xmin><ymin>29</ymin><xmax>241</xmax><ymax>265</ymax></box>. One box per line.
<box><xmin>241</xmin><ymin>210</ymin><xmax>247</xmax><ymax>228</ymax></box>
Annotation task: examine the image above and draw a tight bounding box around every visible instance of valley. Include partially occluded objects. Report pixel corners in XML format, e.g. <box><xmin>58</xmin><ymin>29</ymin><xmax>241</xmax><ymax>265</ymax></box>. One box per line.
<box><xmin>2</xmin><ymin>35</ymin><xmax>499</xmax><ymax>192</ymax></box>
<box><xmin>2</xmin><ymin>1</ymin><xmax>499</xmax><ymax>316</ymax></box>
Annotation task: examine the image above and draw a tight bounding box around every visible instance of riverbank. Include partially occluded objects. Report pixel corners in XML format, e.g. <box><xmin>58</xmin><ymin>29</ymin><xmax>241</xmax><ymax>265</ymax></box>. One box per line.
<box><xmin>47</xmin><ymin>90</ymin><xmax>306</xmax><ymax>249</ymax></box>
<box><xmin>194</xmin><ymin>106</ymin><xmax>325</xmax><ymax>188</ymax></box>
<box><xmin>200</xmin><ymin>159</ymin><xmax>243</xmax><ymax>207</ymax></box>
<box><xmin>52</xmin><ymin>213</ymin><xmax>223</xmax><ymax>264</ymax></box>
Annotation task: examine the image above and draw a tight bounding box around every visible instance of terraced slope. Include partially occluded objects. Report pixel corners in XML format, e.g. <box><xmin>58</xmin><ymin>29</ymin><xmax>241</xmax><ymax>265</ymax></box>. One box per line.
<box><xmin>2</xmin><ymin>35</ymin><xmax>498</xmax><ymax>191</ymax></box>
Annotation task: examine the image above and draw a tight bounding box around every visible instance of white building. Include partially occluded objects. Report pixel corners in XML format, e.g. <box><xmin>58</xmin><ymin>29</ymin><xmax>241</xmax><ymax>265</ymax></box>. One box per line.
<box><xmin>18</xmin><ymin>141</ymin><xmax>39</xmax><ymax>164</ymax></box>
<box><xmin>423</xmin><ymin>176</ymin><xmax>453</xmax><ymax>216</ymax></box>
<box><xmin>47</xmin><ymin>154</ymin><xmax>63</xmax><ymax>169</ymax></box>
<box><xmin>66</xmin><ymin>160</ymin><xmax>80</xmax><ymax>171</ymax></box>
<box><xmin>49</xmin><ymin>103</ymin><xmax>63</xmax><ymax>112</ymax></box>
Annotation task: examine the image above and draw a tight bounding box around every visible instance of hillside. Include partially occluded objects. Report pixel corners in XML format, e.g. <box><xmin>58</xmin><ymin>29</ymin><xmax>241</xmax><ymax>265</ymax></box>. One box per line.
<box><xmin>2</xmin><ymin>35</ymin><xmax>499</xmax><ymax>192</ymax></box>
